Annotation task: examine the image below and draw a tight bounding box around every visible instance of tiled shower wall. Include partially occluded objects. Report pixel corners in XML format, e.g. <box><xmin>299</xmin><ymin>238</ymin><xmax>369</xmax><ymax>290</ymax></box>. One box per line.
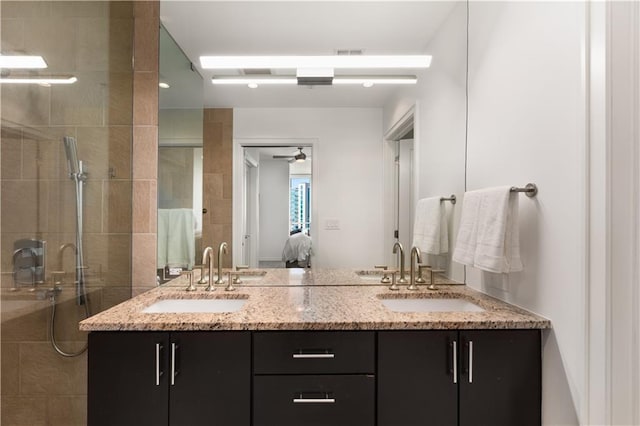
<box><xmin>0</xmin><ymin>2</ymin><xmax>158</xmax><ymax>425</ymax></box>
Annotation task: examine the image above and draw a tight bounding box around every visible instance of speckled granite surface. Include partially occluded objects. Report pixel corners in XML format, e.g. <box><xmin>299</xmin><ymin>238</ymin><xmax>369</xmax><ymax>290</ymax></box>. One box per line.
<box><xmin>79</xmin><ymin>269</ymin><xmax>550</xmax><ymax>331</ymax></box>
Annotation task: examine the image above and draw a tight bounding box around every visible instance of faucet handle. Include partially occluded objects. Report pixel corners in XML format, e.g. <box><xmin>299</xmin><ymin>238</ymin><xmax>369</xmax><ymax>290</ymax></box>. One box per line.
<box><xmin>388</xmin><ymin>271</ymin><xmax>400</xmax><ymax>291</ymax></box>
<box><xmin>182</xmin><ymin>270</ymin><xmax>197</xmax><ymax>292</ymax></box>
<box><xmin>374</xmin><ymin>265</ymin><xmax>391</xmax><ymax>284</ymax></box>
<box><xmin>235</xmin><ymin>265</ymin><xmax>249</xmax><ymax>271</ymax></box>
<box><xmin>225</xmin><ymin>272</ymin><xmax>237</xmax><ymax>292</ymax></box>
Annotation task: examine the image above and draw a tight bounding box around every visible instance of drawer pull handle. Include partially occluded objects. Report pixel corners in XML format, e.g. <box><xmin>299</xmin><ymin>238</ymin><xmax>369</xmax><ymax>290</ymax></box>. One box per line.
<box><xmin>468</xmin><ymin>340</ymin><xmax>474</xmax><ymax>384</ymax></box>
<box><xmin>452</xmin><ymin>340</ymin><xmax>458</xmax><ymax>384</ymax></box>
<box><xmin>292</xmin><ymin>353</ymin><xmax>335</xmax><ymax>359</ymax></box>
<box><xmin>293</xmin><ymin>393</ymin><xmax>336</xmax><ymax>404</ymax></box>
<box><xmin>293</xmin><ymin>398</ymin><xmax>336</xmax><ymax>404</ymax></box>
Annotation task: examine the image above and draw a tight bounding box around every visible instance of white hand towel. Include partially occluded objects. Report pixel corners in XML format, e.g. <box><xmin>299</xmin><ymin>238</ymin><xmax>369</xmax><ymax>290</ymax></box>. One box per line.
<box><xmin>452</xmin><ymin>187</ymin><xmax>523</xmax><ymax>273</ymax></box>
<box><xmin>157</xmin><ymin>209</ymin><xmax>170</xmax><ymax>267</ymax></box>
<box><xmin>166</xmin><ymin>208</ymin><xmax>196</xmax><ymax>269</ymax></box>
<box><xmin>412</xmin><ymin>197</ymin><xmax>449</xmax><ymax>255</ymax></box>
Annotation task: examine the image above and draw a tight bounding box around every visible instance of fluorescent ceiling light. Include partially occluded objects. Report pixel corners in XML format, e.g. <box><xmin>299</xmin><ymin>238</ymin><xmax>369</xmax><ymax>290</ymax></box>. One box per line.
<box><xmin>211</xmin><ymin>75</ymin><xmax>417</xmax><ymax>86</ymax></box>
<box><xmin>0</xmin><ymin>76</ymin><xmax>77</xmax><ymax>85</ymax></box>
<box><xmin>333</xmin><ymin>76</ymin><xmax>417</xmax><ymax>85</ymax></box>
<box><xmin>201</xmin><ymin>55</ymin><xmax>431</xmax><ymax>70</ymax></box>
<box><xmin>0</xmin><ymin>55</ymin><xmax>47</xmax><ymax>69</ymax></box>
<box><xmin>212</xmin><ymin>76</ymin><xmax>297</xmax><ymax>85</ymax></box>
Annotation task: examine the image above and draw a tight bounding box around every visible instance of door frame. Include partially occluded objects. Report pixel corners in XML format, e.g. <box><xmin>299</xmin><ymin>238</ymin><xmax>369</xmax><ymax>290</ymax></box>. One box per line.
<box><xmin>232</xmin><ymin>138</ymin><xmax>318</xmax><ymax>266</ymax></box>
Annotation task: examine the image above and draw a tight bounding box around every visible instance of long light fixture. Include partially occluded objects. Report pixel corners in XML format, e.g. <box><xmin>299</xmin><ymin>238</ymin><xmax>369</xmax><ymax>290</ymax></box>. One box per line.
<box><xmin>0</xmin><ymin>76</ymin><xmax>77</xmax><ymax>85</ymax></box>
<box><xmin>211</xmin><ymin>75</ymin><xmax>417</xmax><ymax>87</ymax></box>
<box><xmin>0</xmin><ymin>55</ymin><xmax>47</xmax><ymax>69</ymax></box>
<box><xmin>201</xmin><ymin>55</ymin><xmax>431</xmax><ymax>70</ymax></box>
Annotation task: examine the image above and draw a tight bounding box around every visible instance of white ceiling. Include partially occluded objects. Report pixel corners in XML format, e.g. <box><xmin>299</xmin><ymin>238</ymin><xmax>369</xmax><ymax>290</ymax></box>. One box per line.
<box><xmin>159</xmin><ymin>1</ymin><xmax>458</xmax><ymax>108</ymax></box>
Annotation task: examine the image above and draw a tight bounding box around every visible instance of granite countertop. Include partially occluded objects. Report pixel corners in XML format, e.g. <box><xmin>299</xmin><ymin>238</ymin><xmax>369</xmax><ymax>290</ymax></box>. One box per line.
<box><xmin>80</xmin><ymin>268</ymin><xmax>550</xmax><ymax>331</ymax></box>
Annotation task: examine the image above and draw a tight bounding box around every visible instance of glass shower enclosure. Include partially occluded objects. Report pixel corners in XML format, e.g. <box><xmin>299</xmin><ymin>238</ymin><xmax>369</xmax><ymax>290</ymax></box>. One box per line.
<box><xmin>1</xmin><ymin>2</ymin><xmax>135</xmax><ymax>424</ymax></box>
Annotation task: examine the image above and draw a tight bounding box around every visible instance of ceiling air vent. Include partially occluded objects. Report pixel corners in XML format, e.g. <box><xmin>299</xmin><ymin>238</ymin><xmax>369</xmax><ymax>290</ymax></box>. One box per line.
<box><xmin>242</xmin><ymin>69</ymin><xmax>272</xmax><ymax>75</ymax></box>
<box><xmin>336</xmin><ymin>49</ymin><xmax>364</xmax><ymax>56</ymax></box>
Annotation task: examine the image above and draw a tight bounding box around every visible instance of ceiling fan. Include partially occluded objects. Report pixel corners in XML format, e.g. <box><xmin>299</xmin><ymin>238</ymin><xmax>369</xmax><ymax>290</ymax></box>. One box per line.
<box><xmin>273</xmin><ymin>147</ymin><xmax>307</xmax><ymax>163</ymax></box>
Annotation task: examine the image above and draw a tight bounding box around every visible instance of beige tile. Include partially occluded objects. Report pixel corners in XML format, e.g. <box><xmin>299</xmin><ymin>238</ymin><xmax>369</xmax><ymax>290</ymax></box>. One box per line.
<box><xmin>204</xmin><ymin>173</ymin><xmax>223</xmax><ymax>201</ymax></box>
<box><xmin>132</xmin><ymin>285</ymin><xmax>156</xmax><ymax>297</ymax></box>
<box><xmin>132</xmin><ymin>233</ymin><xmax>157</xmax><ymax>287</ymax></box>
<box><xmin>100</xmin><ymin>286</ymin><xmax>131</xmax><ymax>312</ymax></box>
<box><xmin>19</xmin><ymin>342</ymin><xmax>87</xmax><ymax>395</ymax></box>
<box><xmin>83</xmin><ymin>234</ymin><xmax>131</xmax><ymax>285</ymax></box>
<box><xmin>205</xmin><ymin>108</ymin><xmax>233</xmax><ymax>124</ymax></box>
<box><xmin>50</xmin><ymin>72</ymin><xmax>107</xmax><ymax>126</ymax></box>
<box><xmin>76</xmin><ymin>126</ymin><xmax>110</xmax><ymax>180</ymax></box>
<box><xmin>223</xmin><ymin>173</ymin><xmax>233</xmax><ymax>199</ymax></box>
<box><xmin>24</xmin><ymin>17</ymin><xmax>77</xmax><ymax>71</ymax></box>
<box><xmin>109</xmin><ymin>18</ymin><xmax>134</xmax><ymax>73</ymax></box>
<box><xmin>134</xmin><ymin>17</ymin><xmax>159</xmax><ymax>72</ymax></box>
<box><xmin>132</xmin><ymin>126</ymin><xmax>157</xmax><ymax>179</ymax></box>
<box><xmin>210</xmin><ymin>198</ymin><xmax>232</xmax><ymax>225</ymax></box>
<box><xmin>1</xmin><ymin>2</ymin><xmax>51</xmax><ymax>18</ymax></box>
<box><xmin>1</xmin><ymin>396</ymin><xmax>47</xmax><ymax>426</ymax></box>
<box><xmin>1</xmin><ymin>180</ymin><xmax>49</xmax><ymax>232</ymax></box>
<box><xmin>47</xmin><ymin>396</ymin><xmax>87</xmax><ymax>426</ymax></box>
<box><xmin>1</xmin><ymin>84</ymin><xmax>50</xmax><ymax>126</ymax></box>
<box><xmin>77</xmin><ymin>18</ymin><xmax>109</xmax><ymax>71</ymax></box>
<box><xmin>134</xmin><ymin>1</ymin><xmax>159</xmax><ymax>18</ymax></box>
<box><xmin>51</xmin><ymin>1</ymin><xmax>107</xmax><ymax>18</ymax></box>
<box><xmin>1</xmin><ymin>18</ymin><xmax>25</xmax><ymax>55</ymax></box>
<box><xmin>1</xmin><ymin>343</ymin><xmax>20</xmax><ymax>396</ymax></box>
<box><xmin>107</xmin><ymin>125</ymin><xmax>133</xmax><ymax>180</ymax></box>
<box><xmin>107</xmin><ymin>72</ymin><xmax>134</xmax><ymax>126</ymax></box>
<box><xmin>132</xmin><ymin>180</ymin><xmax>152</xmax><ymax>233</ymax></box>
<box><xmin>1</xmin><ymin>305</ymin><xmax>48</xmax><ymax>342</ymax></box>
<box><xmin>133</xmin><ymin>72</ymin><xmax>158</xmax><ymax>126</ymax></box>
<box><xmin>110</xmin><ymin>1</ymin><xmax>134</xmax><ymax>19</ymax></box>
<box><xmin>1</xmin><ymin>130</ymin><xmax>22</xmax><ymax>179</ymax></box>
<box><xmin>104</xmin><ymin>180</ymin><xmax>132</xmax><ymax>233</ymax></box>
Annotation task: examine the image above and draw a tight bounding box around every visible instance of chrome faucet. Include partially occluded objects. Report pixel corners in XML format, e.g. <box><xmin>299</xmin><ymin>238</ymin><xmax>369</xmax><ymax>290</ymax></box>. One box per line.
<box><xmin>201</xmin><ymin>247</ymin><xmax>216</xmax><ymax>291</ymax></box>
<box><xmin>57</xmin><ymin>243</ymin><xmax>77</xmax><ymax>271</ymax></box>
<box><xmin>392</xmin><ymin>242</ymin><xmax>408</xmax><ymax>284</ymax></box>
<box><xmin>198</xmin><ymin>246</ymin><xmax>214</xmax><ymax>284</ymax></box>
<box><xmin>408</xmin><ymin>246</ymin><xmax>422</xmax><ymax>291</ymax></box>
<box><xmin>215</xmin><ymin>242</ymin><xmax>228</xmax><ymax>285</ymax></box>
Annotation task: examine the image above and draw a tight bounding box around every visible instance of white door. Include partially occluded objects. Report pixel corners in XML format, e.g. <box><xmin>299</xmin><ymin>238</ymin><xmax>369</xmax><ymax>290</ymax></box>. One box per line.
<box><xmin>242</xmin><ymin>156</ymin><xmax>259</xmax><ymax>268</ymax></box>
<box><xmin>397</xmin><ymin>139</ymin><xmax>414</xmax><ymax>253</ymax></box>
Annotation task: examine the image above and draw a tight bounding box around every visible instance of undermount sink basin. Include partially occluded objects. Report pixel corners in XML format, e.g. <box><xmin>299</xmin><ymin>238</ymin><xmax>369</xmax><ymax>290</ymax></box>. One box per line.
<box><xmin>142</xmin><ymin>298</ymin><xmax>247</xmax><ymax>313</ymax></box>
<box><xmin>380</xmin><ymin>297</ymin><xmax>485</xmax><ymax>313</ymax></box>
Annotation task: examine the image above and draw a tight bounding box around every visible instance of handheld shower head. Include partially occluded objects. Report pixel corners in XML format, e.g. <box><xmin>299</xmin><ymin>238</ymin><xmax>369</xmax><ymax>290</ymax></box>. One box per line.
<box><xmin>63</xmin><ymin>136</ymin><xmax>80</xmax><ymax>176</ymax></box>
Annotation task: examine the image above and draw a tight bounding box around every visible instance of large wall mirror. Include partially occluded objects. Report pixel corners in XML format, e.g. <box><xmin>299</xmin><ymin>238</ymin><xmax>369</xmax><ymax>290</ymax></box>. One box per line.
<box><xmin>158</xmin><ymin>1</ymin><xmax>467</xmax><ymax>284</ymax></box>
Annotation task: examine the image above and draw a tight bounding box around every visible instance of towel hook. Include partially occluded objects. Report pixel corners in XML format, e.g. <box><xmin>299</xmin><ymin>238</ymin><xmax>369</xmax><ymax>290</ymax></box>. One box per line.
<box><xmin>510</xmin><ymin>183</ymin><xmax>538</xmax><ymax>198</ymax></box>
<box><xmin>440</xmin><ymin>194</ymin><xmax>457</xmax><ymax>204</ymax></box>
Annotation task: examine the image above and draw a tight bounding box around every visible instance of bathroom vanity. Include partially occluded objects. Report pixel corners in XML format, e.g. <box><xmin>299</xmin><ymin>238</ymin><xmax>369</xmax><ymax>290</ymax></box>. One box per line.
<box><xmin>80</xmin><ymin>270</ymin><xmax>550</xmax><ymax>426</ymax></box>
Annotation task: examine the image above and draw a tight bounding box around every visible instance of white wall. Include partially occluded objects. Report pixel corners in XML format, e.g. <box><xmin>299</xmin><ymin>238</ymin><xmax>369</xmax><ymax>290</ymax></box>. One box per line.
<box><xmin>383</xmin><ymin>2</ymin><xmax>467</xmax><ymax>282</ymax></box>
<box><xmin>257</xmin><ymin>158</ymin><xmax>289</xmax><ymax>261</ymax></box>
<box><xmin>466</xmin><ymin>2</ymin><xmax>585</xmax><ymax>424</ymax></box>
<box><xmin>234</xmin><ymin>108</ymin><xmax>384</xmax><ymax>268</ymax></box>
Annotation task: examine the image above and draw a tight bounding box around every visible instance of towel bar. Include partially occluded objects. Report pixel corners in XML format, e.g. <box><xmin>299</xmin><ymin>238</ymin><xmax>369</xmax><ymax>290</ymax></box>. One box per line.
<box><xmin>510</xmin><ymin>183</ymin><xmax>538</xmax><ymax>198</ymax></box>
<box><xmin>440</xmin><ymin>194</ymin><xmax>457</xmax><ymax>204</ymax></box>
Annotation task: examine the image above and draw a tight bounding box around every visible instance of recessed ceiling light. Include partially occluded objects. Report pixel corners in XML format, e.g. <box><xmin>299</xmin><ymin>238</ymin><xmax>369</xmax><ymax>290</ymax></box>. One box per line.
<box><xmin>363</xmin><ymin>82</ymin><xmax>374</xmax><ymax>88</ymax></box>
<box><xmin>159</xmin><ymin>82</ymin><xmax>170</xmax><ymax>89</ymax></box>
<box><xmin>0</xmin><ymin>55</ymin><xmax>47</xmax><ymax>69</ymax></box>
<box><xmin>247</xmin><ymin>83</ymin><xmax>258</xmax><ymax>89</ymax></box>
<box><xmin>201</xmin><ymin>55</ymin><xmax>431</xmax><ymax>70</ymax></box>
<box><xmin>0</xmin><ymin>76</ymin><xmax>77</xmax><ymax>85</ymax></box>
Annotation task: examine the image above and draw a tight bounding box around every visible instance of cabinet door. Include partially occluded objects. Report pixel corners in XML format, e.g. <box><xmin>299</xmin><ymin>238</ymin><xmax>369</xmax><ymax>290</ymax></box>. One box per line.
<box><xmin>88</xmin><ymin>332</ymin><xmax>169</xmax><ymax>426</ymax></box>
<box><xmin>169</xmin><ymin>331</ymin><xmax>251</xmax><ymax>426</ymax></box>
<box><xmin>459</xmin><ymin>330</ymin><xmax>541</xmax><ymax>426</ymax></box>
<box><xmin>378</xmin><ymin>331</ymin><xmax>458</xmax><ymax>426</ymax></box>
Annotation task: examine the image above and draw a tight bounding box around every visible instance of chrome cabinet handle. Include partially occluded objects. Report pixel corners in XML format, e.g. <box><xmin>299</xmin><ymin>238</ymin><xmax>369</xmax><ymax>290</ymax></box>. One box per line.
<box><xmin>452</xmin><ymin>340</ymin><xmax>458</xmax><ymax>384</ymax></box>
<box><xmin>293</xmin><ymin>398</ymin><xmax>336</xmax><ymax>404</ymax></box>
<box><xmin>468</xmin><ymin>340</ymin><xmax>474</xmax><ymax>384</ymax></box>
<box><xmin>155</xmin><ymin>343</ymin><xmax>164</xmax><ymax>386</ymax></box>
<box><xmin>170</xmin><ymin>343</ymin><xmax>177</xmax><ymax>386</ymax></box>
<box><xmin>292</xmin><ymin>353</ymin><xmax>335</xmax><ymax>359</ymax></box>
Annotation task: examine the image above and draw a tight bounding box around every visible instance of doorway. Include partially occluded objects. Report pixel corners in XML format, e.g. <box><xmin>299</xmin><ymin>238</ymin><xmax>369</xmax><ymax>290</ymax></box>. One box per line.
<box><xmin>234</xmin><ymin>143</ymin><xmax>314</xmax><ymax>268</ymax></box>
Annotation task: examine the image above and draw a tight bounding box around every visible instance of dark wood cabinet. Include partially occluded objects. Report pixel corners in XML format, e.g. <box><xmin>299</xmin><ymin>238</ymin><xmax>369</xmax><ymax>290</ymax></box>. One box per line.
<box><xmin>88</xmin><ymin>331</ymin><xmax>250</xmax><ymax>426</ymax></box>
<box><xmin>378</xmin><ymin>330</ymin><xmax>458</xmax><ymax>426</ymax></box>
<box><xmin>378</xmin><ymin>329</ymin><xmax>541</xmax><ymax>426</ymax></box>
<box><xmin>89</xmin><ymin>329</ymin><xmax>541</xmax><ymax>426</ymax></box>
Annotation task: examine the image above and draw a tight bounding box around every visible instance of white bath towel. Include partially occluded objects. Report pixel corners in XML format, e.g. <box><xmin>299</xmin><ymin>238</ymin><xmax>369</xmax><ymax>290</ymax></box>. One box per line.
<box><xmin>412</xmin><ymin>197</ymin><xmax>449</xmax><ymax>255</ymax></box>
<box><xmin>452</xmin><ymin>187</ymin><xmax>523</xmax><ymax>273</ymax></box>
<box><xmin>157</xmin><ymin>209</ymin><xmax>170</xmax><ymax>267</ymax></box>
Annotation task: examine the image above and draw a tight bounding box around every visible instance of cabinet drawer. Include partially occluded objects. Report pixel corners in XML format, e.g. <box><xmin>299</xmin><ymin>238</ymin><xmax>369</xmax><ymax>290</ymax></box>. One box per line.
<box><xmin>253</xmin><ymin>375</ymin><xmax>375</xmax><ymax>426</ymax></box>
<box><xmin>253</xmin><ymin>331</ymin><xmax>375</xmax><ymax>374</ymax></box>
